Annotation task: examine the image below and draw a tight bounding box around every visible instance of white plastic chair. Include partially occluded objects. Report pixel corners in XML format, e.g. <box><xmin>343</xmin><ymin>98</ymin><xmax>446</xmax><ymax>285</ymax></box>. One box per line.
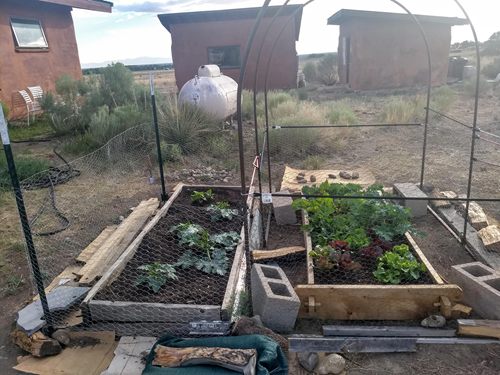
<box><xmin>28</xmin><ymin>86</ymin><xmax>43</xmax><ymax>109</ymax></box>
<box><xmin>487</xmin><ymin>73</ymin><xmax>500</xmax><ymax>83</ymax></box>
<box><xmin>18</xmin><ymin>89</ymin><xmax>41</xmax><ymax>126</ymax></box>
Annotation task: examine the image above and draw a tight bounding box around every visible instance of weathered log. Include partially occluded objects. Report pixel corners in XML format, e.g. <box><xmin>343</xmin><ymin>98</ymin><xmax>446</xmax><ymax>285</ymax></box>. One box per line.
<box><xmin>11</xmin><ymin>329</ymin><xmax>61</xmax><ymax>357</ymax></box>
<box><xmin>232</xmin><ymin>316</ymin><xmax>288</xmax><ymax>354</ymax></box>
<box><xmin>153</xmin><ymin>345</ymin><xmax>257</xmax><ymax>375</ymax></box>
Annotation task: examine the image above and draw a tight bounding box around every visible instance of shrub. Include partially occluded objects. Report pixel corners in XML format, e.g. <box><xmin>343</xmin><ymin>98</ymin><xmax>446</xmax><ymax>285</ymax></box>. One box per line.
<box><xmin>300</xmin><ymin>156</ymin><xmax>325</xmax><ymax>170</ymax></box>
<box><xmin>327</xmin><ymin>100</ymin><xmax>358</xmax><ymax>125</ymax></box>
<box><xmin>379</xmin><ymin>98</ymin><xmax>417</xmax><ymax>124</ymax></box>
<box><xmin>463</xmin><ymin>76</ymin><xmax>489</xmax><ymax>97</ymax></box>
<box><xmin>482</xmin><ymin>32</ymin><xmax>500</xmax><ymax>56</ymax></box>
<box><xmin>302</xmin><ymin>61</ymin><xmax>318</xmax><ymax>82</ymax></box>
<box><xmin>317</xmin><ymin>54</ymin><xmax>338</xmax><ymax>86</ymax></box>
<box><xmin>267</xmin><ymin>91</ymin><xmax>293</xmax><ymax>109</ymax></box>
<box><xmin>207</xmin><ymin>137</ymin><xmax>230</xmax><ymax>157</ymax></box>
<box><xmin>430</xmin><ymin>86</ymin><xmax>455</xmax><ymax>112</ymax></box>
<box><xmin>151</xmin><ymin>141</ymin><xmax>182</xmax><ymax>163</ymax></box>
<box><xmin>2</xmin><ymin>102</ymin><xmax>10</xmax><ymax>118</ymax></box>
<box><xmin>483</xmin><ymin>58</ymin><xmax>500</xmax><ymax>79</ymax></box>
<box><xmin>0</xmin><ymin>154</ymin><xmax>50</xmax><ymax>188</ymax></box>
<box><xmin>298</xmin><ymin>88</ymin><xmax>308</xmax><ymax>101</ymax></box>
<box><xmin>99</xmin><ymin>62</ymin><xmax>135</xmax><ymax>108</ymax></box>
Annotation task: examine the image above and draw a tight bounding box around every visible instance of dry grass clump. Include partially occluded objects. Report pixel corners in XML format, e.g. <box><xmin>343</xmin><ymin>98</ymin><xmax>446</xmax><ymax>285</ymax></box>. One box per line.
<box><xmin>300</xmin><ymin>155</ymin><xmax>325</xmax><ymax>170</ymax></box>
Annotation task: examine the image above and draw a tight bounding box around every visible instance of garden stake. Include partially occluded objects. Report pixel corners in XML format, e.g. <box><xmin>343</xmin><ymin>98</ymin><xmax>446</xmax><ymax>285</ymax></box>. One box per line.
<box><xmin>0</xmin><ymin>95</ymin><xmax>54</xmax><ymax>334</ymax></box>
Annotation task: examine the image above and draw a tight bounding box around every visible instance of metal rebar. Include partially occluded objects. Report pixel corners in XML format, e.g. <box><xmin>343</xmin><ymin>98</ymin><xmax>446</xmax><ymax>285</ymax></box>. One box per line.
<box><xmin>272</xmin><ymin>123</ymin><xmax>421</xmax><ymax>129</ymax></box>
<box><xmin>426</xmin><ymin>107</ymin><xmax>474</xmax><ymax>129</ymax></box>
<box><xmin>453</xmin><ymin>0</ymin><xmax>481</xmax><ymax>244</ymax></box>
<box><xmin>478</xmin><ymin>136</ymin><xmax>500</xmax><ymax>147</ymax></box>
<box><xmin>473</xmin><ymin>158</ymin><xmax>500</xmax><ymax>169</ymax></box>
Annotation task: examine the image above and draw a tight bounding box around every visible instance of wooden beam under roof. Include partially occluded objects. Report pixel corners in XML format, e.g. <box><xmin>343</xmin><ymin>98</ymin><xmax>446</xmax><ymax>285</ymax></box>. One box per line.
<box><xmin>36</xmin><ymin>0</ymin><xmax>113</xmax><ymax>13</ymax></box>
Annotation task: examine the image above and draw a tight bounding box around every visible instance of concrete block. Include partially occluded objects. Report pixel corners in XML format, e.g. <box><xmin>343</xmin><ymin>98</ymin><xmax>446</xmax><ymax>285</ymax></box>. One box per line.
<box><xmin>393</xmin><ymin>183</ymin><xmax>428</xmax><ymax>218</ymax></box>
<box><xmin>16</xmin><ymin>286</ymin><xmax>90</xmax><ymax>335</ymax></box>
<box><xmin>251</xmin><ymin>264</ymin><xmax>300</xmax><ymax>332</ymax></box>
<box><xmin>272</xmin><ymin>190</ymin><xmax>297</xmax><ymax>225</ymax></box>
<box><xmin>450</xmin><ymin>262</ymin><xmax>500</xmax><ymax>320</ymax></box>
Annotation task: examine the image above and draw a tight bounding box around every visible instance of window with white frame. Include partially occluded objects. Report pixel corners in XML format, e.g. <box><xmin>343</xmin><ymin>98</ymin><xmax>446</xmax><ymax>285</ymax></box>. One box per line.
<box><xmin>9</xmin><ymin>16</ymin><xmax>48</xmax><ymax>49</ymax></box>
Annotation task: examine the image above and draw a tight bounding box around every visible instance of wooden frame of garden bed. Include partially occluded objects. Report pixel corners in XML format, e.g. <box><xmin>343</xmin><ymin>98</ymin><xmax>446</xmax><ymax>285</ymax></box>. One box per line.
<box><xmin>82</xmin><ymin>184</ymin><xmax>249</xmax><ymax>326</ymax></box>
<box><xmin>295</xmin><ymin>210</ymin><xmax>463</xmax><ymax>320</ymax></box>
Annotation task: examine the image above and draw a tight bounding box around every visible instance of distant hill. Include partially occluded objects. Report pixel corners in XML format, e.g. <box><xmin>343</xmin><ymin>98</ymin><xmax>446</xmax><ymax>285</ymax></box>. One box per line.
<box><xmin>81</xmin><ymin>57</ymin><xmax>173</xmax><ymax>69</ymax></box>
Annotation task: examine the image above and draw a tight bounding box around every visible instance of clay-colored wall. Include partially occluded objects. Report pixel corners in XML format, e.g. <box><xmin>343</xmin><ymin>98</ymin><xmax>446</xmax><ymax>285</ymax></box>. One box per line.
<box><xmin>170</xmin><ymin>16</ymin><xmax>298</xmax><ymax>91</ymax></box>
<box><xmin>0</xmin><ymin>0</ymin><xmax>82</xmax><ymax>118</ymax></box>
<box><xmin>338</xmin><ymin>19</ymin><xmax>452</xmax><ymax>90</ymax></box>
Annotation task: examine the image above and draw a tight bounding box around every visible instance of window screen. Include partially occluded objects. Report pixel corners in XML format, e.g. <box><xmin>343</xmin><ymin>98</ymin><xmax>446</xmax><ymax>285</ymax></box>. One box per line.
<box><xmin>10</xmin><ymin>17</ymin><xmax>48</xmax><ymax>48</ymax></box>
<box><xmin>207</xmin><ymin>46</ymin><xmax>241</xmax><ymax>68</ymax></box>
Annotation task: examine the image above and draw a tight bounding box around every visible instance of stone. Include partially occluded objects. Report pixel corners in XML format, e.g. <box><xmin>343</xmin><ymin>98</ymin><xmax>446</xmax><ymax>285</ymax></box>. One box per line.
<box><xmin>51</xmin><ymin>329</ymin><xmax>71</xmax><ymax>346</ymax></box>
<box><xmin>298</xmin><ymin>172</ymin><xmax>305</xmax><ymax>177</ymax></box>
<box><xmin>272</xmin><ymin>190</ymin><xmax>296</xmax><ymax>225</ymax></box>
<box><xmin>223</xmin><ymin>178</ymin><xmax>229</xmax><ymax>183</ymax></box>
<box><xmin>339</xmin><ymin>171</ymin><xmax>345</xmax><ymax>178</ymax></box>
<box><xmin>118</xmin><ymin>216</ymin><xmax>125</xmax><ymax>222</ymax></box>
<box><xmin>342</xmin><ymin>173</ymin><xmax>351</xmax><ymax>179</ymax></box>
<box><xmin>296</xmin><ymin>176</ymin><xmax>304</xmax><ymax>181</ymax></box>
<box><xmin>310</xmin><ymin>175</ymin><xmax>316</xmax><ymax>182</ymax></box>
<box><xmin>249</xmin><ymin>315</ymin><xmax>263</xmax><ymax>326</ymax></box>
<box><xmin>328</xmin><ymin>174</ymin><xmax>337</xmax><ymax>179</ymax></box>
<box><xmin>298</xmin><ymin>352</ymin><xmax>319</xmax><ymax>372</ymax></box>
<box><xmin>317</xmin><ymin>354</ymin><xmax>345</xmax><ymax>375</ymax></box>
<box><xmin>352</xmin><ymin>172</ymin><xmax>359</xmax><ymax>179</ymax></box>
<box><xmin>393</xmin><ymin>183</ymin><xmax>428</xmax><ymax>218</ymax></box>
<box><xmin>251</xmin><ymin>264</ymin><xmax>300</xmax><ymax>332</ymax></box>
<box><xmin>298</xmin><ymin>179</ymin><xmax>307</xmax><ymax>184</ymax></box>
<box><xmin>421</xmin><ymin>315</ymin><xmax>446</xmax><ymax>328</ymax></box>
<box><xmin>16</xmin><ymin>286</ymin><xmax>90</xmax><ymax>336</ymax></box>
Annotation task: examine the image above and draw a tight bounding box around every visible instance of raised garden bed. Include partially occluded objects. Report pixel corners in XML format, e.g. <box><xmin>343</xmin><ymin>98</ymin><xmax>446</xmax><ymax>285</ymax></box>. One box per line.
<box><xmin>288</xmin><ymin>182</ymin><xmax>463</xmax><ymax>320</ymax></box>
<box><xmin>82</xmin><ymin>184</ymin><xmax>249</xmax><ymax>328</ymax></box>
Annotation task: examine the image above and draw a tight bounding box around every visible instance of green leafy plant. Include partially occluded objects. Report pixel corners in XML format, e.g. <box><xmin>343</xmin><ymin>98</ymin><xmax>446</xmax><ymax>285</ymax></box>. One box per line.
<box><xmin>134</xmin><ymin>262</ymin><xmax>178</xmax><ymax>293</ymax></box>
<box><xmin>191</xmin><ymin>189</ymin><xmax>214</xmax><ymax>204</ymax></box>
<box><xmin>373</xmin><ymin>245</ymin><xmax>426</xmax><ymax>284</ymax></box>
<box><xmin>170</xmin><ymin>223</ymin><xmax>241</xmax><ymax>276</ymax></box>
<box><xmin>206</xmin><ymin>202</ymin><xmax>238</xmax><ymax>221</ymax></box>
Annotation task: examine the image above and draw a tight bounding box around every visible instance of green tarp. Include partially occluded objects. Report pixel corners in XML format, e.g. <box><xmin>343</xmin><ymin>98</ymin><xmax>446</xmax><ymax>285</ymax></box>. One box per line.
<box><xmin>143</xmin><ymin>334</ymin><xmax>288</xmax><ymax>375</ymax></box>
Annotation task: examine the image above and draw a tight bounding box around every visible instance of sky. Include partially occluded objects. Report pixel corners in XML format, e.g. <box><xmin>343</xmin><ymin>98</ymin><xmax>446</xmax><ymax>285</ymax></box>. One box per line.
<box><xmin>73</xmin><ymin>0</ymin><xmax>500</xmax><ymax>65</ymax></box>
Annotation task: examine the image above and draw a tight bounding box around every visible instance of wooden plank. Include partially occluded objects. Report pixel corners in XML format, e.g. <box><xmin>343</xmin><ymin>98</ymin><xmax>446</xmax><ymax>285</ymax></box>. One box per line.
<box><xmin>288</xmin><ymin>336</ymin><xmax>417</xmax><ymax>353</ymax></box>
<box><xmin>405</xmin><ymin>232</ymin><xmax>444</xmax><ymax>284</ymax></box>
<box><xmin>103</xmin><ymin>337</ymin><xmax>157</xmax><ymax>375</ymax></box>
<box><xmin>301</xmin><ymin>209</ymin><xmax>314</xmax><ymax>285</ymax></box>
<box><xmin>458</xmin><ymin>319</ymin><xmax>500</xmax><ymax>339</ymax></box>
<box><xmin>295</xmin><ymin>284</ymin><xmax>462</xmax><ymax>320</ymax></box>
<box><xmin>440</xmin><ymin>295</ymin><xmax>452</xmax><ymax>317</ymax></box>
<box><xmin>322</xmin><ymin>325</ymin><xmax>456</xmax><ymax>337</ymax></box>
<box><xmin>87</xmin><ymin>322</ymin><xmax>189</xmax><ymax>338</ymax></box>
<box><xmin>77</xmin><ymin>198</ymin><xmax>159</xmax><ymax>285</ymax></box>
<box><xmin>76</xmin><ymin>225</ymin><xmax>117</xmax><ymax>263</ymax></box>
<box><xmin>89</xmin><ymin>300</ymin><xmax>221</xmax><ymax>323</ymax></box>
<box><xmin>221</xmin><ymin>226</ymin><xmax>246</xmax><ymax>320</ymax></box>
<box><xmin>32</xmin><ymin>265</ymin><xmax>81</xmax><ymax>301</ymax></box>
<box><xmin>10</xmin><ymin>329</ymin><xmax>61</xmax><ymax>357</ymax></box>
<box><xmin>13</xmin><ymin>331</ymin><xmax>117</xmax><ymax>375</ymax></box>
<box><xmin>416</xmin><ymin>337</ymin><xmax>500</xmax><ymax>344</ymax></box>
<box><xmin>251</xmin><ymin>246</ymin><xmax>306</xmax><ymax>260</ymax></box>
<box><xmin>451</xmin><ymin>304</ymin><xmax>472</xmax><ymax>319</ymax></box>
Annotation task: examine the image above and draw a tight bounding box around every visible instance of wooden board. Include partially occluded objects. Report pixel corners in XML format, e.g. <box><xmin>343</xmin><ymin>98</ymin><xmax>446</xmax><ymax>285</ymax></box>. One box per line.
<box><xmin>458</xmin><ymin>319</ymin><xmax>500</xmax><ymax>339</ymax></box>
<box><xmin>13</xmin><ymin>331</ymin><xmax>117</xmax><ymax>375</ymax></box>
<box><xmin>251</xmin><ymin>246</ymin><xmax>305</xmax><ymax>260</ymax></box>
<box><xmin>102</xmin><ymin>336</ymin><xmax>157</xmax><ymax>375</ymax></box>
<box><xmin>478</xmin><ymin>225</ymin><xmax>500</xmax><ymax>253</ymax></box>
<box><xmin>11</xmin><ymin>329</ymin><xmax>61</xmax><ymax>357</ymax></box>
<box><xmin>281</xmin><ymin>166</ymin><xmax>376</xmax><ymax>194</ymax></box>
<box><xmin>32</xmin><ymin>265</ymin><xmax>81</xmax><ymax>301</ymax></box>
<box><xmin>288</xmin><ymin>336</ymin><xmax>417</xmax><ymax>353</ymax></box>
<box><xmin>76</xmin><ymin>225</ymin><xmax>117</xmax><ymax>263</ymax></box>
<box><xmin>322</xmin><ymin>325</ymin><xmax>456</xmax><ymax>337</ymax></box>
<box><xmin>301</xmin><ymin>208</ymin><xmax>314</xmax><ymax>286</ymax></box>
<box><xmin>77</xmin><ymin>198</ymin><xmax>159</xmax><ymax>285</ymax></box>
<box><xmin>405</xmin><ymin>233</ymin><xmax>444</xmax><ymax>285</ymax></box>
<box><xmin>295</xmin><ymin>284</ymin><xmax>462</xmax><ymax>320</ymax></box>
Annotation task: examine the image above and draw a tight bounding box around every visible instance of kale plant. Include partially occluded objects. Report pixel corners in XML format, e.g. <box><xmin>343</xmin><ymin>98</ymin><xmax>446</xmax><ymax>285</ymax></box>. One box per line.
<box><xmin>134</xmin><ymin>262</ymin><xmax>177</xmax><ymax>293</ymax></box>
<box><xmin>206</xmin><ymin>202</ymin><xmax>238</xmax><ymax>222</ymax></box>
<box><xmin>191</xmin><ymin>189</ymin><xmax>214</xmax><ymax>204</ymax></box>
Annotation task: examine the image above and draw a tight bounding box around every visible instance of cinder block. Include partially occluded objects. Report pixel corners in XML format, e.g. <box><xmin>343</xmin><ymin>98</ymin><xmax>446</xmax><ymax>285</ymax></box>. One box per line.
<box><xmin>251</xmin><ymin>264</ymin><xmax>300</xmax><ymax>332</ymax></box>
<box><xmin>393</xmin><ymin>183</ymin><xmax>428</xmax><ymax>218</ymax></box>
<box><xmin>273</xmin><ymin>190</ymin><xmax>297</xmax><ymax>225</ymax></box>
<box><xmin>450</xmin><ymin>262</ymin><xmax>500</xmax><ymax>319</ymax></box>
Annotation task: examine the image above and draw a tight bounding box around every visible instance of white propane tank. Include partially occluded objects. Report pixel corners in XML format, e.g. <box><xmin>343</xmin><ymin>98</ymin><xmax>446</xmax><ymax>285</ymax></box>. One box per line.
<box><xmin>178</xmin><ymin>65</ymin><xmax>238</xmax><ymax>121</ymax></box>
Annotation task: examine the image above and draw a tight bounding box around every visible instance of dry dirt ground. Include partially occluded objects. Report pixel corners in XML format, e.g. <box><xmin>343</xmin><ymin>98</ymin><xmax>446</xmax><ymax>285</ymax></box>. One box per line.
<box><xmin>2</xmin><ymin>68</ymin><xmax>500</xmax><ymax>373</ymax></box>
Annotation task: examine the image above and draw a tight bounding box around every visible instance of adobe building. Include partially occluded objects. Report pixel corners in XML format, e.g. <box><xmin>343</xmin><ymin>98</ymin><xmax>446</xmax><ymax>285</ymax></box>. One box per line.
<box><xmin>327</xmin><ymin>9</ymin><xmax>469</xmax><ymax>91</ymax></box>
<box><xmin>158</xmin><ymin>6</ymin><xmax>303</xmax><ymax>91</ymax></box>
<box><xmin>0</xmin><ymin>0</ymin><xmax>113</xmax><ymax>118</ymax></box>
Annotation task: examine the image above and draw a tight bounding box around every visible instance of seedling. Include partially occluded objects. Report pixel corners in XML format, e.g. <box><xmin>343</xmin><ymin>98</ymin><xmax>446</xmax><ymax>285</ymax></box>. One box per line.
<box><xmin>191</xmin><ymin>189</ymin><xmax>214</xmax><ymax>204</ymax></box>
<box><xmin>206</xmin><ymin>202</ymin><xmax>238</xmax><ymax>222</ymax></box>
<box><xmin>134</xmin><ymin>262</ymin><xmax>178</xmax><ymax>293</ymax></box>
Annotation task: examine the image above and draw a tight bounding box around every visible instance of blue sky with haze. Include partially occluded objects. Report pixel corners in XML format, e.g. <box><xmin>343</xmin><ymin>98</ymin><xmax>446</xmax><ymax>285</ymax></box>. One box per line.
<box><xmin>73</xmin><ymin>0</ymin><xmax>500</xmax><ymax>66</ymax></box>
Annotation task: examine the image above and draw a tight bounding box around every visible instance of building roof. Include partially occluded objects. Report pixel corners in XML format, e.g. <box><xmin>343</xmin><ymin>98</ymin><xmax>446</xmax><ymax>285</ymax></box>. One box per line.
<box><xmin>327</xmin><ymin>9</ymin><xmax>469</xmax><ymax>26</ymax></box>
<box><xmin>37</xmin><ymin>0</ymin><xmax>113</xmax><ymax>13</ymax></box>
<box><xmin>158</xmin><ymin>5</ymin><xmax>303</xmax><ymax>41</ymax></box>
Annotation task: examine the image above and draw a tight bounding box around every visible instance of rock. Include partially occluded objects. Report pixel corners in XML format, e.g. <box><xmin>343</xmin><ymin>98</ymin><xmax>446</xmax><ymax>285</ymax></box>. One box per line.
<box><xmin>339</xmin><ymin>171</ymin><xmax>346</xmax><ymax>178</ymax></box>
<box><xmin>328</xmin><ymin>174</ymin><xmax>337</xmax><ymax>179</ymax></box>
<box><xmin>223</xmin><ymin>178</ymin><xmax>229</xmax><ymax>183</ymax></box>
<box><xmin>51</xmin><ymin>329</ymin><xmax>71</xmax><ymax>346</ymax></box>
<box><xmin>317</xmin><ymin>354</ymin><xmax>346</xmax><ymax>375</ymax></box>
<box><xmin>118</xmin><ymin>216</ymin><xmax>125</xmax><ymax>222</ymax></box>
<box><xmin>352</xmin><ymin>172</ymin><xmax>359</xmax><ymax>179</ymax></box>
<box><xmin>298</xmin><ymin>352</ymin><xmax>319</xmax><ymax>372</ymax></box>
<box><xmin>298</xmin><ymin>179</ymin><xmax>308</xmax><ymax>184</ymax></box>
<box><xmin>248</xmin><ymin>315</ymin><xmax>263</xmax><ymax>326</ymax></box>
<box><xmin>298</xmin><ymin>172</ymin><xmax>305</xmax><ymax>177</ymax></box>
<box><xmin>296</xmin><ymin>176</ymin><xmax>304</xmax><ymax>181</ymax></box>
<box><xmin>421</xmin><ymin>315</ymin><xmax>446</xmax><ymax>328</ymax></box>
<box><xmin>310</xmin><ymin>175</ymin><xmax>316</xmax><ymax>182</ymax></box>
<box><xmin>342</xmin><ymin>173</ymin><xmax>351</xmax><ymax>180</ymax></box>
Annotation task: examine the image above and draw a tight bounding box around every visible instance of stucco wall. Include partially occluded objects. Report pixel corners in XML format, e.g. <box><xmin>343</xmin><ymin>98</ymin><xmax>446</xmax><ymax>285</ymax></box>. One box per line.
<box><xmin>170</xmin><ymin>16</ymin><xmax>298</xmax><ymax>91</ymax></box>
<box><xmin>338</xmin><ymin>18</ymin><xmax>452</xmax><ymax>90</ymax></box>
<box><xmin>0</xmin><ymin>0</ymin><xmax>82</xmax><ymax>118</ymax></box>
